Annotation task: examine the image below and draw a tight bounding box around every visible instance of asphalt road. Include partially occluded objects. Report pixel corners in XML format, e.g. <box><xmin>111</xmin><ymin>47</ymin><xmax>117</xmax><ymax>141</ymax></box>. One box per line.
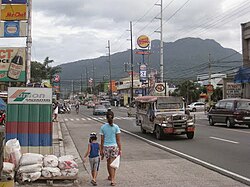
<box><xmin>68</xmin><ymin>106</ymin><xmax>250</xmax><ymax>182</ymax></box>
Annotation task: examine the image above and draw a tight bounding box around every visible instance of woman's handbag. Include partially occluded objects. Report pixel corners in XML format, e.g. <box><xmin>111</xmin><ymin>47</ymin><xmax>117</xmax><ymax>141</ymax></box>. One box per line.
<box><xmin>110</xmin><ymin>155</ymin><xmax>120</xmax><ymax>169</ymax></box>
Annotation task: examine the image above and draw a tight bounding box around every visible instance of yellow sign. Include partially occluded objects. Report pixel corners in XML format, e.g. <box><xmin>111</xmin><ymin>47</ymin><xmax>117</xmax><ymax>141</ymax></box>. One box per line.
<box><xmin>1</xmin><ymin>5</ymin><xmax>27</xmax><ymax>21</ymax></box>
<box><xmin>137</xmin><ymin>35</ymin><xmax>150</xmax><ymax>48</ymax></box>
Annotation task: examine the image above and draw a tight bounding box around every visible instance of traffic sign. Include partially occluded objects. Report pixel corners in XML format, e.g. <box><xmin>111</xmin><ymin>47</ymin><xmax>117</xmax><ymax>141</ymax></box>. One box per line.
<box><xmin>207</xmin><ymin>84</ymin><xmax>213</xmax><ymax>93</ymax></box>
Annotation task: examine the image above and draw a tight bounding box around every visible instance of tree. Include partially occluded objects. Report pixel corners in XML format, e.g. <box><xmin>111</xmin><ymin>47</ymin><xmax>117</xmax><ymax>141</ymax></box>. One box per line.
<box><xmin>171</xmin><ymin>80</ymin><xmax>201</xmax><ymax>104</ymax></box>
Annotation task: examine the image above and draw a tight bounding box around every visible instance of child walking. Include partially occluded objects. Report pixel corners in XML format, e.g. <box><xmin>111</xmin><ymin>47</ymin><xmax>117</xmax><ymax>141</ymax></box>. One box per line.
<box><xmin>84</xmin><ymin>132</ymin><xmax>100</xmax><ymax>186</ymax></box>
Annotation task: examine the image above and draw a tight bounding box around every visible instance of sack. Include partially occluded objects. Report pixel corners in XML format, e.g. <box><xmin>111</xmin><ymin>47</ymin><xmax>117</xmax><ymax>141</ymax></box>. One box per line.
<box><xmin>110</xmin><ymin>155</ymin><xmax>120</xmax><ymax>169</ymax></box>
<box><xmin>20</xmin><ymin>153</ymin><xmax>43</xmax><ymax>166</ymax></box>
<box><xmin>43</xmin><ymin>155</ymin><xmax>59</xmax><ymax>167</ymax></box>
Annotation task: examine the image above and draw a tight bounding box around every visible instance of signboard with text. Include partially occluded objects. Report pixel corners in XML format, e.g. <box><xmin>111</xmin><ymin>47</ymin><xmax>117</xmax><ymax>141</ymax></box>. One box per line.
<box><xmin>0</xmin><ymin>21</ymin><xmax>27</xmax><ymax>37</ymax></box>
<box><xmin>8</xmin><ymin>87</ymin><xmax>52</xmax><ymax>104</ymax></box>
<box><xmin>1</xmin><ymin>4</ymin><xmax>27</xmax><ymax>21</ymax></box>
<box><xmin>226</xmin><ymin>83</ymin><xmax>242</xmax><ymax>98</ymax></box>
<box><xmin>2</xmin><ymin>0</ymin><xmax>27</xmax><ymax>4</ymax></box>
<box><xmin>0</xmin><ymin>47</ymin><xmax>26</xmax><ymax>82</ymax></box>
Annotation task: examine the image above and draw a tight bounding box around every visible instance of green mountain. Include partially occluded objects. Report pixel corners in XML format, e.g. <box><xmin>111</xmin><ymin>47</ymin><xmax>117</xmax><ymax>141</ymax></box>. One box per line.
<box><xmin>59</xmin><ymin>37</ymin><xmax>242</xmax><ymax>92</ymax></box>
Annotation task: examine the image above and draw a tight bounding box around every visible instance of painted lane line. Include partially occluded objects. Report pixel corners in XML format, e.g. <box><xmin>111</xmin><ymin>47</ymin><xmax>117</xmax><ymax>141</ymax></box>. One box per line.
<box><xmin>70</xmin><ymin>119</ymin><xmax>74</xmax><ymax>121</ymax></box>
<box><xmin>76</xmin><ymin>118</ymin><xmax>80</xmax><ymax>121</ymax></box>
<box><xmin>210</xmin><ymin>137</ymin><xmax>239</xmax><ymax>144</ymax></box>
<box><xmin>81</xmin><ymin>118</ymin><xmax>86</xmax><ymax>121</ymax></box>
<box><xmin>65</xmin><ymin>119</ymin><xmax>69</xmax><ymax>121</ymax></box>
<box><xmin>87</xmin><ymin>118</ymin><xmax>92</xmax><ymax>120</ymax></box>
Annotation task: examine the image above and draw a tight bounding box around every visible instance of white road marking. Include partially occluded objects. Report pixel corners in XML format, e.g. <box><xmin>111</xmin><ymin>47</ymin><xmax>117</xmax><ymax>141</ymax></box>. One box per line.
<box><xmin>87</xmin><ymin>118</ymin><xmax>92</xmax><ymax>120</ymax></box>
<box><xmin>70</xmin><ymin>119</ymin><xmax>74</xmax><ymax>121</ymax></box>
<box><xmin>210</xmin><ymin>136</ymin><xmax>239</xmax><ymax>144</ymax></box>
<box><xmin>98</xmin><ymin>117</ymin><xmax>104</xmax><ymax>120</ymax></box>
<box><xmin>115</xmin><ymin>117</ymin><xmax>121</xmax><ymax>119</ymax></box>
<box><xmin>64</xmin><ymin>119</ymin><xmax>68</xmax><ymax>121</ymax></box>
<box><xmin>76</xmin><ymin>118</ymin><xmax>80</xmax><ymax>121</ymax></box>
<box><xmin>81</xmin><ymin>118</ymin><xmax>86</xmax><ymax>121</ymax></box>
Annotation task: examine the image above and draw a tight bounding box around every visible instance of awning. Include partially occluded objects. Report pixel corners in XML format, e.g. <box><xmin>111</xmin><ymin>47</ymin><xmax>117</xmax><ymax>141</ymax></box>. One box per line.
<box><xmin>0</xmin><ymin>98</ymin><xmax>6</xmax><ymax>111</ymax></box>
<box><xmin>234</xmin><ymin>67</ymin><xmax>250</xmax><ymax>83</ymax></box>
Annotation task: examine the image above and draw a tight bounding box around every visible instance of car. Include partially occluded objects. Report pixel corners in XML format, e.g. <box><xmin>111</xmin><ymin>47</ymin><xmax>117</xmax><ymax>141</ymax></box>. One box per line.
<box><xmin>208</xmin><ymin>98</ymin><xmax>250</xmax><ymax>128</ymax></box>
<box><xmin>100</xmin><ymin>100</ymin><xmax>111</xmax><ymax>109</ymax></box>
<box><xmin>87</xmin><ymin>101</ymin><xmax>95</xmax><ymax>108</ymax></box>
<box><xmin>93</xmin><ymin>105</ymin><xmax>107</xmax><ymax>115</ymax></box>
<box><xmin>187</xmin><ymin>102</ymin><xmax>205</xmax><ymax>112</ymax></box>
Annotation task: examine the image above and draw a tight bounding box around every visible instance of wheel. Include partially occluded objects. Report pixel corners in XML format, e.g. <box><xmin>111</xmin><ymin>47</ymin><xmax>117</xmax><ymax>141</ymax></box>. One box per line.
<box><xmin>187</xmin><ymin>132</ymin><xmax>194</xmax><ymax>139</ymax></box>
<box><xmin>226</xmin><ymin>118</ymin><xmax>234</xmax><ymax>128</ymax></box>
<box><xmin>248</xmin><ymin>125</ymin><xmax>250</xmax><ymax>129</ymax></box>
<box><xmin>192</xmin><ymin>108</ymin><xmax>196</xmax><ymax>112</ymax></box>
<box><xmin>209</xmin><ymin>117</ymin><xmax>215</xmax><ymax>126</ymax></box>
<box><xmin>141</xmin><ymin>125</ymin><xmax>146</xmax><ymax>134</ymax></box>
<box><xmin>155</xmin><ymin>125</ymin><xmax>164</xmax><ymax>140</ymax></box>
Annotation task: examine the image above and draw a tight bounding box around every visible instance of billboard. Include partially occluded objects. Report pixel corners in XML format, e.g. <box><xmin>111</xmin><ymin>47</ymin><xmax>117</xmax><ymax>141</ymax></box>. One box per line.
<box><xmin>2</xmin><ymin>0</ymin><xmax>27</xmax><ymax>4</ymax></box>
<box><xmin>1</xmin><ymin>4</ymin><xmax>27</xmax><ymax>21</ymax></box>
<box><xmin>0</xmin><ymin>47</ymin><xmax>26</xmax><ymax>82</ymax></box>
<box><xmin>0</xmin><ymin>21</ymin><xmax>27</xmax><ymax>37</ymax></box>
<box><xmin>8</xmin><ymin>87</ymin><xmax>52</xmax><ymax>104</ymax></box>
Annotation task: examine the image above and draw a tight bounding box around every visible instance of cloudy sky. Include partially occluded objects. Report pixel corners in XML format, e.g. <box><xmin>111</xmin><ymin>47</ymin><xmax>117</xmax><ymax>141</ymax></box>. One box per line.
<box><xmin>1</xmin><ymin>0</ymin><xmax>250</xmax><ymax>66</ymax></box>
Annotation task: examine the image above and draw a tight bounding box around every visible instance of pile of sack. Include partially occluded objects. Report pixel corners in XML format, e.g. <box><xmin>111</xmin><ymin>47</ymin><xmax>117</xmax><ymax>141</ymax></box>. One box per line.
<box><xmin>5</xmin><ymin>139</ymin><xmax>79</xmax><ymax>182</ymax></box>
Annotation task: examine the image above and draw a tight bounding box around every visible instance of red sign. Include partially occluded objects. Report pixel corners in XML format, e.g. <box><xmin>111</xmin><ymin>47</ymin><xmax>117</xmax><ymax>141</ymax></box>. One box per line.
<box><xmin>207</xmin><ymin>84</ymin><xmax>213</xmax><ymax>93</ymax></box>
<box><xmin>137</xmin><ymin>35</ymin><xmax>150</xmax><ymax>48</ymax></box>
<box><xmin>135</xmin><ymin>51</ymin><xmax>151</xmax><ymax>55</ymax></box>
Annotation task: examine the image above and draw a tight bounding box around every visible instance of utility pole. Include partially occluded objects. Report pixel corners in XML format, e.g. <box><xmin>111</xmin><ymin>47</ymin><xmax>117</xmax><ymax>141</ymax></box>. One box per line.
<box><xmin>129</xmin><ymin>21</ymin><xmax>134</xmax><ymax>103</ymax></box>
<box><xmin>107</xmin><ymin>40</ymin><xmax>112</xmax><ymax>99</ymax></box>
<box><xmin>92</xmin><ymin>62</ymin><xmax>95</xmax><ymax>94</ymax></box>
<box><xmin>85</xmin><ymin>67</ymin><xmax>88</xmax><ymax>93</ymax></box>
<box><xmin>208</xmin><ymin>54</ymin><xmax>212</xmax><ymax>107</ymax></box>
<box><xmin>155</xmin><ymin>0</ymin><xmax>164</xmax><ymax>82</ymax></box>
<box><xmin>80</xmin><ymin>74</ymin><xmax>83</xmax><ymax>93</ymax></box>
<box><xmin>26</xmin><ymin>0</ymin><xmax>32</xmax><ymax>84</ymax></box>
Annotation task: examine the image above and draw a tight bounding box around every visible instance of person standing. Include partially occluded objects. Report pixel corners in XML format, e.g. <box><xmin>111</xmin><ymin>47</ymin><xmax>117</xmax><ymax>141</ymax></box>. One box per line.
<box><xmin>83</xmin><ymin>132</ymin><xmax>100</xmax><ymax>186</ymax></box>
<box><xmin>52</xmin><ymin>102</ymin><xmax>59</xmax><ymax>122</ymax></box>
<box><xmin>100</xmin><ymin>111</ymin><xmax>121</xmax><ymax>186</ymax></box>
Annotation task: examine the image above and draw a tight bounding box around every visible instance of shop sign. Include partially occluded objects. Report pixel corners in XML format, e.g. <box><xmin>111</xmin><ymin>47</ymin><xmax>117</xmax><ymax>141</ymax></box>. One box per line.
<box><xmin>0</xmin><ymin>21</ymin><xmax>27</xmax><ymax>37</ymax></box>
<box><xmin>137</xmin><ymin>35</ymin><xmax>150</xmax><ymax>48</ymax></box>
<box><xmin>8</xmin><ymin>87</ymin><xmax>52</xmax><ymax>104</ymax></box>
<box><xmin>1</xmin><ymin>4</ymin><xmax>27</xmax><ymax>21</ymax></box>
<box><xmin>0</xmin><ymin>47</ymin><xmax>26</xmax><ymax>82</ymax></box>
<box><xmin>226</xmin><ymin>83</ymin><xmax>242</xmax><ymax>98</ymax></box>
<box><xmin>2</xmin><ymin>0</ymin><xmax>27</xmax><ymax>4</ymax></box>
<box><xmin>154</xmin><ymin>83</ymin><xmax>165</xmax><ymax>95</ymax></box>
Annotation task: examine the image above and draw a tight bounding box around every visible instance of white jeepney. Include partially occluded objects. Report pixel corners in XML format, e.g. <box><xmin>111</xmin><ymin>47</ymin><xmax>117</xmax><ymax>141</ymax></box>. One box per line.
<box><xmin>135</xmin><ymin>96</ymin><xmax>195</xmax><ymax>140</ymax></box>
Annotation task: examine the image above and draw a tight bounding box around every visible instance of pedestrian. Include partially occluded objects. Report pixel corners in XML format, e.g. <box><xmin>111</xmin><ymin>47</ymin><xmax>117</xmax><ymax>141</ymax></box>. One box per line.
<box><xmin>0</xmin><ymin>110</ymin><xmax>6</xmax><ymax>126</ymax></box>
<box><xmin>100</xmin><ymin>110</ymin><xmax>122</xmax><ymax>186</ymax></box>
<box><xmin>52</xmin><ymin>102</ymin><xmax>59</xmax><ymax>122</ymax></box>
<box><xmin>83</xmin><ymin>132</ymin><xmax>100</xmax><ymax>186</ymax></box>
<box><xmin>75</xmin><ymin>102</ymin><xmax>80</xmax><ymax>114</ymax></box>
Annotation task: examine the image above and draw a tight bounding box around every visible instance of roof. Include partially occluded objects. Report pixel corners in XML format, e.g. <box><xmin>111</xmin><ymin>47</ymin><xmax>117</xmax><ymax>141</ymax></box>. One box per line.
<box><xmin>234</xmin><ymin>67</ymin><xmax>250</xmax><ymax>83</ymax></box>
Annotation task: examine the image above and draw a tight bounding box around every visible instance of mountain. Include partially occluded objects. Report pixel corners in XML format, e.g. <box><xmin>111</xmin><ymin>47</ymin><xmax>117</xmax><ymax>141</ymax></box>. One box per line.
<box><xmin>59</xmin><ymin>37</ymin><xmax>242</xmax><ymax>91</ymax></box>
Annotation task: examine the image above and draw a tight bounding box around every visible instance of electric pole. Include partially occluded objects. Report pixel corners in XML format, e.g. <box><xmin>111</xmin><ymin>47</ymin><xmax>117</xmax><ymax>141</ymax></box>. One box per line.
<box><xmin>92</xmin><ymin>62</ymin><xmax>95</xmax><ymax>94</ymax></box>
<box><xmin>85</xmin><ymin>67</ymin><xmax>88</xmax><ymax>93</ymax></box>
<box><xmin>208</xmin><ymin>54</ymin><xmax>212</xmax><ymax>107</ymax></box>
<box><xmin>155</xmin><ymin>0</ymin><xmax>164</xmax><ymax>82</ymax></box>
<box><xmin>107</xmin><ymin>40</ymin><xmax>112</xmax><ymax>99</ymax></box>
<box><xmin>26</xmin><ymin>0</ymin><xmax>32</xmax><ymax>84</ymax></box>
<box><xmin>80</xmin><ymin>74</ymin><xmax>83</xmax><ymax>93</ymax></box>
<box><xmin>129</xmin><ymin>21</ymin><xmax>134</xmax><ymax>103</ymax></box>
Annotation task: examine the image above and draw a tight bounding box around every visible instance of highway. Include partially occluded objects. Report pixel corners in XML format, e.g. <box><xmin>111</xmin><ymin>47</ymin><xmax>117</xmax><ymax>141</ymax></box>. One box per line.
<box><xmin>65</xmin><ymin>105</ymin><xmax>250</xmax><ymax>182</ymax></box>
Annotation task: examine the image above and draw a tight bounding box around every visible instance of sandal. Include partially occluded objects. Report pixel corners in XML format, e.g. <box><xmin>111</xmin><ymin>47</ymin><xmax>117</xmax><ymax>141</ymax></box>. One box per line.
<box><xmin>107</xmin><ymin>176</ymin><xmax>111</xmax><ymax>181</ymax></box>
<box><xmin>111</xmin><ymin>182</ymin><xmax>116</xmax><ymax>186</ymax></box>
<box><xmin>91</xmin><ymin>180</ymin><xmax>97</xmax><ymax>186</ymax></box>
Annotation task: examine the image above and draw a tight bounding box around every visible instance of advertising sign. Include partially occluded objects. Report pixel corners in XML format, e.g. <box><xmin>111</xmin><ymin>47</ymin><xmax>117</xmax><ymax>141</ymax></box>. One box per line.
<box><xmin>140</xmin><ymin>64</ymin><xmax>147</xmax><ymax>82</ymax></box>
<box><xmin>206</xmin><ymin>84</ymin><xmax>213</xmax><ymax>94</ymax></box>
<box><xmin>137</xmin><ymin>35</ymin><xmax>150</xmax><ymax>48</ymax></box>
<box><xmin>0</xmin><ymin>47</ymin><xmax>26</xmax><ymax>82</ymax></box>
<box><xmin>8</xmin><ymin>87</ymin><xmax>52</xmax><ymax>104</ymax></box>
<box><xmin>154</xmin><ymin>83</ymin><xmax>166</xmax><ymax>96</ymax></box>
<box><xmin>2</xmin><ymin>0</ymin><xmax>27</xmax><ymax>4</ymax></box>
<box><xmin>0</xmin><ymin>21</ymin><xmax>27</xmax><ymax>37</ymax></box>
<box><xmin>226</xmin><ymin>83</ymin><xmax>242</xmax><ymax>98</ymax></box>
<box><xmin>52</xmin><ymin>74</ymin><xmax>60</xmax><ymax>93</ymax></box>
<box><xmin>1</xmin><ymin>4</ymin><xmax>27</xmax><ymax>21</ymax></box>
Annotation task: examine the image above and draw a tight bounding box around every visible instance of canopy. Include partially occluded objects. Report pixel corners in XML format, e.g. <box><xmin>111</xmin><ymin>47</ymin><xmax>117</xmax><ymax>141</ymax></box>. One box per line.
<box><xmin>0</xmin><ymin>98</ymin><xmax>6</xmax><ymax>110</ymax></box>
<box><xmin>234</xmin><ymin>67</ymin><xmax>250</xmax><ymax>83</ymax></box>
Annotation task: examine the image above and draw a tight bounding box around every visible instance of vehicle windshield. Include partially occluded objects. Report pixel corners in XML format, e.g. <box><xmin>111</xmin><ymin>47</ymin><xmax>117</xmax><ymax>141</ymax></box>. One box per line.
<box><xmin>157</xmin><ymin>102</ymin><xmax>182</xmax><ymax>109</ymax></box>
<box><xmin>95</xmin><ymin>105</ymin><xmax>106</xmax><ymax>109</ymax></box>
<box><xmin>237</xmin><ymin>101</ymin><xmax>250</xmax><ymax>110</ymax></box>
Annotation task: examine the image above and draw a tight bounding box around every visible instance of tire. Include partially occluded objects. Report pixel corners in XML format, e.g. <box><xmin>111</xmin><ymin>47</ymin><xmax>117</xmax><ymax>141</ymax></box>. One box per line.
<box><xmin>192</xmin><ymin>108</ymin><xmax>196</xmax><ymax>112</ymax></box>
<box><xmin>226</xmin><ymin>118</ymin><xmax>234</xmax><ymax>128</ymax></box>
<box><xmin>209</xmin><ymin>117</ymin><xmax>214</xmax><ymax>126</ymax></box>
<box><xmin>155</xmin><ymin>125</ymin><xmax>164</xmax><ymax>140</ymax></box>
<box><xmin>248</xmin><ymin>125</ymin><xmax>250</xmax><ymax>129</ymax></box>
<box><xmin>141</xmin><ymin>125</ymin><xmax>146</xmax><ymax>134</ymax></box>
<box><xmin>187</xmin><ymin>132</ymin><xmax>194</xmax><ymax>139</ymax></box>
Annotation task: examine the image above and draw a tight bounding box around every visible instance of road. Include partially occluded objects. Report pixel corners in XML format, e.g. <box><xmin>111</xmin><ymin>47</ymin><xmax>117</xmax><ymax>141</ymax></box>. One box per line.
<box><xmin>63</xmin><ymin>106</ymin><xmax>250</xmax><ymax>183</ymax></box>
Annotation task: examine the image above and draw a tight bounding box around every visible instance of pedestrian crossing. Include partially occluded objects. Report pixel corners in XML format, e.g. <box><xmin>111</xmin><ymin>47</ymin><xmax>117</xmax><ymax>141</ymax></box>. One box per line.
<box><xmin>64</xmin><ymin>116</ymin><xmax>134</xmax><ymax>122</ymax></box>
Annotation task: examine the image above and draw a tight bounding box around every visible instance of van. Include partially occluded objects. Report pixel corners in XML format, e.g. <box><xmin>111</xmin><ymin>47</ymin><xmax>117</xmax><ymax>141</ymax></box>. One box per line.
<box><xmin>208</xmin><ymin>98</ymin><xmax>250</xmax><ymax>128</ymax></box>
<box><xmin>135</xmin><ymin>96</ymin><xmax>195</xmax><ymax>140</ymax></box>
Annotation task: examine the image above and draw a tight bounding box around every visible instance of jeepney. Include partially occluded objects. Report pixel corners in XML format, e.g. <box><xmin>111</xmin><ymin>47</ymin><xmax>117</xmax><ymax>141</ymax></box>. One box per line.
<box><xmin>135</xmin><ymin>96</ymin><xmax>195</xmax><ymax>140</ymax></box>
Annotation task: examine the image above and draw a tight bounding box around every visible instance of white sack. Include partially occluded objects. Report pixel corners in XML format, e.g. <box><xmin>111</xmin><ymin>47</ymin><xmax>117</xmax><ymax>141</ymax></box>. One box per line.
<box><xmin>43</xmin><ymin>155</ymin><xmax>58</xmax><ymax>167</ymax></box>
<box><xmin>58</xmin><ymin>155</ymin><xmax>78</xmax><ymax>170</ymax></box>
<box><xmin>110</xmin><ymin>155</ymin><xmax>120</xmax><ymax>169</ymax></box>
<box><xmin>42</xmin><ymin>167</ymin><xmax>61</xmax><ymax>178</ymax></box>
<box><xmin>18</xmin><ymin>164</ymin><xmax>42</xmax><ymax>173</ymax></box>
<box><xmin>21</xmin><ymin>172</ymin><xmax>41</xmax><ymax>182</ymax></box>
<box><xmin>5</xmin><ymin>139</ymin><xmax>21</xmax><ymax>167</ymax></box>
<box><xmin>61</xmin><ymin>168</ymin><xmax>79</xmax><ymax>177</ymax></box>
<box><xmin>20</xmin><ymin>153</ymin><xmax>43</xmax><ymax>166</ymax></box>
<box><xmin>3</xmin><ymin>162</ymin><xmax>15</xmax><ymax>174</ymax></box>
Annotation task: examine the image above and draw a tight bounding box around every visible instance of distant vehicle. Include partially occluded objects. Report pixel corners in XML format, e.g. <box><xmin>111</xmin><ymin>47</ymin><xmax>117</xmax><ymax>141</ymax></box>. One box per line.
<box><xmin>87</xmin><ymin>101</ymin><xmax>95</xmax><ymax>108</ymax></box>
<box><xmin>187</xmin><ymin>102</ymin><xmax>205</xmax><ymax>112</ymax></box>
<box><xmin>208</xmin><ymin>98</ymin><xmax>250</xmax><ymax>128</ymax></box>
<box><xmin>93</xmin><ymin>105</ymin><xmax>107</xmax><ymax>115</ymax></box>
<box><xmin>100</xmin><ymin>100</ymin><xmax>111</xmax><ymax>109</ymax></box>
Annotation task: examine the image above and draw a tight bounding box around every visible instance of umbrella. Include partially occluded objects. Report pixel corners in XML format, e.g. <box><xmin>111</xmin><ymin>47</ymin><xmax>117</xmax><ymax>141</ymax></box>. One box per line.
<box><xmin>0</xmin><ymin>98</ymin><xmax>6</xmax><ymax>111</ymax></box>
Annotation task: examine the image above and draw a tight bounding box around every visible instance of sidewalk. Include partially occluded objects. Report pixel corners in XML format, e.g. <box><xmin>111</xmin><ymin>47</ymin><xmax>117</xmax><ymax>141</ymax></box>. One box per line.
<box><xmin>59</xmin><ymin>115</ymin><xmax>249</xmax><ymax>187</ymax></box>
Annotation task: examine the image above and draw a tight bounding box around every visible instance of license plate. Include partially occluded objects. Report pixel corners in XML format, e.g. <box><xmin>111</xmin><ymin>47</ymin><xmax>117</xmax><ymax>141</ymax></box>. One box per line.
<box><xmin>244</xmin><ymin>117</ymin><xmax>250</xmax><ymax>119</ymax></box>
<box><xmin>175</xmin><ymin>129</ymin><xmax>185</xmax><ymax>133</ymax></box>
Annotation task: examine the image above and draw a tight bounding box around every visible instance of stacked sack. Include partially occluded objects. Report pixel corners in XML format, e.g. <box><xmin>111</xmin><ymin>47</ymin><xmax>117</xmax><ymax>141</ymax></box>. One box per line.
<box><xmin>58</xmin><ymin>155</ymin><xmax>78</xmax><ymax>177</ymax></box>
<box><xmin>17</xmin><ymin>153</ymin><xmax>43</xmax><ymax>182</ymax></box>
<box><xmin>5</xmin><ymin>139</ymin><xmax>22</xmax><ymax>168</ymax></box>
<box><xmin>42</xmin><ymin>155</ymin><xmax>61</xmax><ymax>178</ymax></box>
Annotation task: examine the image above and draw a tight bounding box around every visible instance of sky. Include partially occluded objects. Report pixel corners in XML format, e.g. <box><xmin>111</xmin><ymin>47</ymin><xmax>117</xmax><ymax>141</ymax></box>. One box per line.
<box><xmin>1</xmin><ymin>0</ymin><xmax>250</xmax><ymax>66</ymax></box>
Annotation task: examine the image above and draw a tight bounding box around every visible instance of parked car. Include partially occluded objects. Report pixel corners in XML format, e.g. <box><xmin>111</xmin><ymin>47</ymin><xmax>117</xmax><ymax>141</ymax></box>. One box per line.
<box><xmin>208</xmin><ymin>98</ymin><xmax>250</xmax><ymax>128</ymax></box>
<box><xmin>187</xmin><ymin>102</ymin><xmax>205</xmax><ymax>112</ymax></box>
<box><xmin>93</xmin><ymin>105</ymin><xmax>107</xmax><ymax>115</ymax></box>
